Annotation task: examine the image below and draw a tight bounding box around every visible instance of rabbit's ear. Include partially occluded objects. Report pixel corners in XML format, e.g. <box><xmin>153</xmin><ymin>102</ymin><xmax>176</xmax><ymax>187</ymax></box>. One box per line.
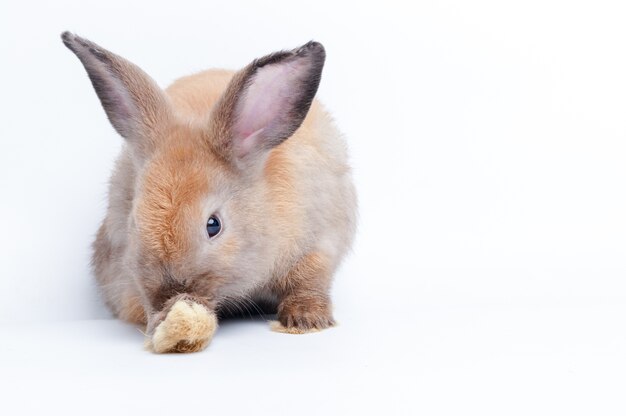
<box><xmin>209</xmin><ymin>41</ymin><xmax>325</xmax><ymax>168</ymax></box>
<box><xmin>61</xmin><ymin>32</ymin><xmax>171</xmax><ymax>152</ymax></box>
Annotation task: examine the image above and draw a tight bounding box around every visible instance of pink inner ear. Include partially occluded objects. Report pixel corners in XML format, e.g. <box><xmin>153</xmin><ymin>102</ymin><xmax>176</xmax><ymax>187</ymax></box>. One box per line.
<box><xmin>233</xmin><ymin>58</ymin><xmax>310</xmax><ymax>157</ymax></box>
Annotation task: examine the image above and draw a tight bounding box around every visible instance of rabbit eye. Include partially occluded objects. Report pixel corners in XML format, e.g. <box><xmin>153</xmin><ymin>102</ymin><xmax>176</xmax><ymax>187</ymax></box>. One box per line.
<box><xmin>206</xmin><ymin>215</ymin><xmax>221</xmax><ymax>238</ymax></box>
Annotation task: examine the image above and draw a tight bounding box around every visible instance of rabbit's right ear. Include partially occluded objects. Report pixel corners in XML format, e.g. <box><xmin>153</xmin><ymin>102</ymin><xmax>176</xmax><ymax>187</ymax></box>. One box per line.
<box><xmin>61</xmin><ymin>32</ymin><xmax>171</xmax><ymax>155</ymax></box>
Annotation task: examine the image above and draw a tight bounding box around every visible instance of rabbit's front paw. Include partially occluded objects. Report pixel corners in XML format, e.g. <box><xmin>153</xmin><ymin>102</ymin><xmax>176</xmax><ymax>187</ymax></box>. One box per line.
<box><xmin>146</xmin><ymin>300</ymin><xmax>217</xmax><ymax>353</ymax></box>
<box><xmin>271</xmin><ymin>296</ymin><xmax>335</xmax><ymax>334</ymax></box>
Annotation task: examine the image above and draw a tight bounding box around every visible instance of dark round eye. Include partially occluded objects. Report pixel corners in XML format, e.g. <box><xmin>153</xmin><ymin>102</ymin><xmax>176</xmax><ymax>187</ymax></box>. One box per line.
<box><xmin>206</xmin><ymin>215</ymin><xmax>221</xmax><ymax>238</ymax></box>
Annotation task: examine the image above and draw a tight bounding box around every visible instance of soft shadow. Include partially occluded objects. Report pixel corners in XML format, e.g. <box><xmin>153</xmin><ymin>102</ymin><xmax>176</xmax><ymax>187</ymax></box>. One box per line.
<box><xmin>216</xmin><ymin>299</ymin><xmax>277</xmax><ymax>331</ymax></box>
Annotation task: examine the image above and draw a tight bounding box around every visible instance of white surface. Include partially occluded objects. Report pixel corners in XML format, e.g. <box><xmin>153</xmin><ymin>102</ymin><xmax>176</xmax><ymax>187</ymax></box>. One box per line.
<box><xmin>1</xmin><ymin>0</ymin><xmax>625</xmax><ymax>415</ymax></box>
<box><xmin>1</xmin><ymin>303</ymin><xmax>625</xmax><ymax>415</ymax></box>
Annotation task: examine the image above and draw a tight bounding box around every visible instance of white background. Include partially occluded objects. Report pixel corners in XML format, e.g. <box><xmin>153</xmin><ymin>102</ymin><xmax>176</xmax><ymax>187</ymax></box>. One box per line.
<box><xmin>1</xmin><ymin>0</ymin><xmax>625</xmax><ymax>414</ymax></box>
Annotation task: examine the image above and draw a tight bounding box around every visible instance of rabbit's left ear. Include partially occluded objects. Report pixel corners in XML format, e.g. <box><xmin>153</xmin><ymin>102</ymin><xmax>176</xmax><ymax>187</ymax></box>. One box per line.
<box><xmin>61</xmin><ymin>32</ymin><xmax>171</xmax><ymax>157</ymax></box>
<box><xmin>208</xmin><ymin>41</ymin><xmax>325</xmax><ymax>167</ymax></box>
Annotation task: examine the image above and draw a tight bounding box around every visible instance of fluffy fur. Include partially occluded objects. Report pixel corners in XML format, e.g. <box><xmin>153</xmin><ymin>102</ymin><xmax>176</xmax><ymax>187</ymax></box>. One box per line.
<box><xmin>62</xmin><ymin>32</ymin><xmax>357</xmax><ymax>353</ymax></box>
<box><xmin>147</xmin><ymin>300</ymin><xmax>218</xmax><ymax>353</ymax></box>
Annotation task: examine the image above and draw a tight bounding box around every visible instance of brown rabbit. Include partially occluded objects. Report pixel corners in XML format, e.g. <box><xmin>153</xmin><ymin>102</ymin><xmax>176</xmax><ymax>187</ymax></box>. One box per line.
<box><xmin>61</xmin><ymin>32</ymin><xmax>357</xmax><ymax>353</ymax></box>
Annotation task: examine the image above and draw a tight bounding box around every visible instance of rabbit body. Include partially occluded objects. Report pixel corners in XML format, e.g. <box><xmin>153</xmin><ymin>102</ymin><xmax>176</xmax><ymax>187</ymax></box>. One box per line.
<box><xmin>63</xmin><ymin>33</ymin><xmax>356</xmax><ymax>351</ymax></box>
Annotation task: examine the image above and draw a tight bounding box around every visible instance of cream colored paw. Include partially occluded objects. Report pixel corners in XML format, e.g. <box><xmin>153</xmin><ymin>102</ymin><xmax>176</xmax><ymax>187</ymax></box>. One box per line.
<box><xmin>269</xmin><ymin>320</ymin><xmax>322</xmax><ymax>334</ymax></box>
<box><xmin>146</xmin><ymin>300</ymin><xmax>218</xmax><ymax>353</ymax></box>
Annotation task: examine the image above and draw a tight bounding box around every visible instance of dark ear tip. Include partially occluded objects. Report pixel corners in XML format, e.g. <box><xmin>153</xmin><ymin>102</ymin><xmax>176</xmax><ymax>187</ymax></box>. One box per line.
<box><xmin>61</xmin><ymin>30</ymin><xmax>80</xmax><ymax>53</ymax></box>
<box><xmin>300</xmin><ymin>41</ymin><xmax>325</xmax><ymax>60</ymax></box>
<box><xmin>305</xmin><ymin>41</ymin><xmax>324</xmax><ymax>51</ymax></box>
<box><xmin>61</xmin><ymin>32</ymin><xmax>100</xmax><ymax>58</ymax></box>
<box><xmin>61</xmin><ymin>31</ymin><xmax>73</xmax><ymax>43</ymax></box>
